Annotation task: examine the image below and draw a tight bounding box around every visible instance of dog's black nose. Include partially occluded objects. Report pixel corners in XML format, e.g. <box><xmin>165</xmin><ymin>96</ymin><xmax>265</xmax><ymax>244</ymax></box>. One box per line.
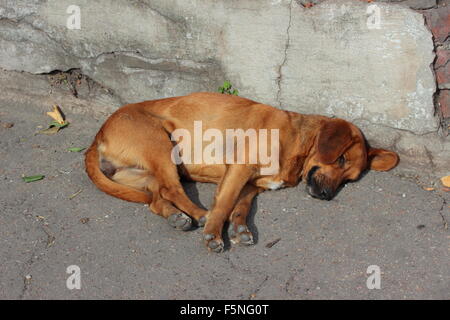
<box><xmin>319</xmin><ymin>189</ymin><xmax>333</xmax><ymax>201</ymax></box>
<box><xmin>307</xmin><ymin>185</ymin><xmax>333</xmax><ymax>201</ymax></box>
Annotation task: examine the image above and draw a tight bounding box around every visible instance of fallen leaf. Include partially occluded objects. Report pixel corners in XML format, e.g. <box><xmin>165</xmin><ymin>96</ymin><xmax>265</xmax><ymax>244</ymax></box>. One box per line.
<box><xmin>50</xmin><ymin>120</ymin><xmax>69</xmax><ymax>129</ymax></box>
<box><xmin>39</xmin><ymin>126</ymin><xmax>60</xmax><ymax>135</ymax></box>
<box><xmin>22</xmin><ymin>175</ymin><xmax>45</xmax><ymax>183</ymax></box>
<box><xmin>441</xmin><ymin>176</ymin><xmax>450</xmax><ymax>188</ymax></box>
<box><xmin>1</xmin><ymin>122</ymin><xmax>14</xmax><ymax>128</ymax></box>
<box><xmin>39</xmin><ymin>105</ymin><xmax>70</xmax><ymax>134</ymax></box>
<box><xmin>80</xmin><ymin>217</ymin><xmax>90</xmax><ymax>224</ymax></box>
<box><xmin>423</xmin><ymin>187</ymin><xmax>435</xmax><ymax>191</ymax></box>
<box><xmin>68</xmin><ymin>147</ymin><xmax>86</xmax><ymax>152</ymax></box>
<box><xmin>47</xmin><ymin>105</ymin><xmax>65</xmax><ymax>125</ymax></box>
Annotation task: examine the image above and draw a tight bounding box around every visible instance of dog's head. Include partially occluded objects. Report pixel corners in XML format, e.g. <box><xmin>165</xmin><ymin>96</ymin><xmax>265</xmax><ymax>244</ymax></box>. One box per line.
<box><xmin>302</xmin><ymin>118</ymin><xmax>398</xmax><ymax>200</ymax></box>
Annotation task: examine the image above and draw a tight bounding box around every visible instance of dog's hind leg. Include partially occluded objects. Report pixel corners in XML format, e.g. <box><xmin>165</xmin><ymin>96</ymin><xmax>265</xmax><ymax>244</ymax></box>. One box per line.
<box><xmin>135</xmin><ymin>133</ymin><xmax>208</xmax><ymax>223</ymax></box>
<box><xmin>113</xmin><ymin>167</ymin><xmax>195</xmax><ymax>231</ymax></box>
<box><xmin>151</xmin><ymin>162</ymin><xmax>208</xmax><ymax>224</ymax></box>
<box><xmin>146</xmin><ymin>177</ymin><xmax>194</xmax><ymax>231</ymax></box>
<box><xmin>113</xmin><ymin>167</ymin><xmax>196</xmax><ymax>230</ymax></box>
<box><xmin>99</xmin><ymin>112</ymin><xmax>208</xmax><ymax>224</ymax></box>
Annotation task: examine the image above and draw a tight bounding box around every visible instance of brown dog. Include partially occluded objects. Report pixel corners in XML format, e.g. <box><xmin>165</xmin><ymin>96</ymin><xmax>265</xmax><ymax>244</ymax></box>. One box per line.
<box><xmin>85</xmin><ymin>92</ymin><xmax>399</xmax><ymax>252</ymax></box>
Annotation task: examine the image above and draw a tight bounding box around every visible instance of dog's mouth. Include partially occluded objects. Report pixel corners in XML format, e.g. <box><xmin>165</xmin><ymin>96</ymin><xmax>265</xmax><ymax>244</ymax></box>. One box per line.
<box><xmin>306</xmin><ymin>166</ymin><xmax>334</xmax><ymax>201</ymax></box>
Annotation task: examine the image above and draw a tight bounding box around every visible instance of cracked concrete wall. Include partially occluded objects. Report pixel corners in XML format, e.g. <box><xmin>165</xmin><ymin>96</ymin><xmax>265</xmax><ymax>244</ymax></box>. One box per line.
<box><xmin>281</xmin><ymin>1</ymin><xmax>437</xmax><ymax>135</ymax></box>
<box><xmin>0</xmin><ymin>0</ymin><xmax>449</xmax><ymax>175</ymax></box>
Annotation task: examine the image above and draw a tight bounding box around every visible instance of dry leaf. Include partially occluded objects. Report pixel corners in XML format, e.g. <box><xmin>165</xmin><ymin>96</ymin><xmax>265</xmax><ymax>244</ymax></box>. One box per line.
<box><xmin>1</xmin><ymin>122</ymin><xmax>14</xmax><ymax>128</ymax></box>
<box><xmin>39</xmin><ymin>126</ymin><xmax>60</xmax><ymax>135</ymax></box>
<box><xmin>441</xmin><ymin>176</ymin><xmax>450</xmax><ymax>188</ymax></box>
<box><xmin>423</xmin><ymin>187</ymin><xmax>435</xmax><ymax>191</ymax></box>
<box><xmin>80</xmin><ymin>217</ymin><xmax>90</xmax><ymax>224</ymax></box>
<box><xmin>47</xmin><ymin>105</ymin><xmax>65</xmax><ymax>125</ymax></box>
<box><xmin>40</xmin><ymin>105</ymin><xmax>69</xmax><ymax>134</ymax></box>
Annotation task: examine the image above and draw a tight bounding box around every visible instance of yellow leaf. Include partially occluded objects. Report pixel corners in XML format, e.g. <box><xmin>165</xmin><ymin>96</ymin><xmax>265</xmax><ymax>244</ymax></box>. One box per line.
<box><xmin>46</xmin><ymin>105</ymin><xmax>65</xmax><ymax>125</ymax></box>
<box><xmin>39</xmin><ymin>126</ymin><xmax>60</xmax><ymax>135</ymax></box>
<box><xmin>423</xmin><ymin>187</ymin><xmax>435</xmax><ymax>191</ymax></box>
<box><xmin>441</xmin><ymin>176</ymin><xmax>450</xmax><ymax>188</ymax></box>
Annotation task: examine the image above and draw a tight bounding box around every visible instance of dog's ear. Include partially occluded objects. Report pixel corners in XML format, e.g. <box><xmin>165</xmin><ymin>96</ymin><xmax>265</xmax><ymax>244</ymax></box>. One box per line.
<box><xmin>368</xmin><ymin>148</ymin><xmax>399</xmax><ymax>171</ymax></box>
<box><xmin>317</xmin><ymin>119</ymin><xmax>353</xmax><ymax>164</ymax></box>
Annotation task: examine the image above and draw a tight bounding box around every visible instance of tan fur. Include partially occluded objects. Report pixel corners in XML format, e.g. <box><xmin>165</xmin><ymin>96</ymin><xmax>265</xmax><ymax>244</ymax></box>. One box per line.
<box><xmin>85</xmin><ymin>92</ymin><xmax>399</xmax><ymax>252</ymax></box>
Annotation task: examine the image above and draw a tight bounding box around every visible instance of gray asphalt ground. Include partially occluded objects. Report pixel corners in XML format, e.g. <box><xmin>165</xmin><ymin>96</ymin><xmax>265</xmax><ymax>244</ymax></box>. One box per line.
<box><xmin>0</xmin><ymin>97</ymin><xmax>449</xmax><ymax>300</ymax></box>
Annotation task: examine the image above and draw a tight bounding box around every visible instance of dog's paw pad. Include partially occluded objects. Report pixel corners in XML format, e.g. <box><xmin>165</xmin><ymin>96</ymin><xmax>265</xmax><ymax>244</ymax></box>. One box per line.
<box><xmin>203</xmin><ymin>234</ymin><xmax>224</xmax><ymax>253</ymax></box>
<box><xmin>229</xmin><ymin>223</ymin><xmax>254</xmax><ymax>246</ymax></box>
<box><xmin>207</xmin><ymin>239</ymin><xmax>224</xmax><ymax>253</ymax></box>
<box><xmin>198</xmin><ymin>216</ymin><xmax>207</xmax><ymax>227</ymax></box>
<box><xmin>168</xmin><ymin>213</ymin><xmax>192</xmax><ymax>231</ymax></box>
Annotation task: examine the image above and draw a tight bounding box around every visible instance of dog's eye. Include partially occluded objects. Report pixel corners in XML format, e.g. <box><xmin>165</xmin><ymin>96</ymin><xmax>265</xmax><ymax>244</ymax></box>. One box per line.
<box><xmin>338</xmin><ymin>155</ymin><xmax>346</xmax><ymax>167</ymax></box>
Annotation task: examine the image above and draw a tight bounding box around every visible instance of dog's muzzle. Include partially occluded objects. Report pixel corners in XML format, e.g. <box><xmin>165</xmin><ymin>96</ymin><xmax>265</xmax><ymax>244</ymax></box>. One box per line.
<box><xmin>306</xmin><ymin>166</ymin><xmax>334</xmax><ymax>201</ymax></box>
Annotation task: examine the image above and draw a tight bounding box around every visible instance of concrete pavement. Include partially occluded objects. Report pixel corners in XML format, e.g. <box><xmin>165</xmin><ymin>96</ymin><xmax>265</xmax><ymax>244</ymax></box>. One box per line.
<box><xmin>0</xmin><ymin>98</ymin><xmax>449</xmax><ymax>299</ymax></box>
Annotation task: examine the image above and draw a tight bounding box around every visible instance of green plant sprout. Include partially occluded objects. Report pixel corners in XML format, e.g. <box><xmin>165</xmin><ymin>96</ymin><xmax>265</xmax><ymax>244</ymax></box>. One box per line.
<box><xmin>218</xmin><ymin>80</ymin><xmax>239</xmax><ymax>96</ymax></box>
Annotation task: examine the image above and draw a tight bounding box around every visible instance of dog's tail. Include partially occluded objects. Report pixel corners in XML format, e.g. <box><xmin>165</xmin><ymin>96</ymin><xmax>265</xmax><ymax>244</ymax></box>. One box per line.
<box><xmin>84</xmin><ymin>140</ymin><xmax>152</xmax><ymax>204</ymax></box>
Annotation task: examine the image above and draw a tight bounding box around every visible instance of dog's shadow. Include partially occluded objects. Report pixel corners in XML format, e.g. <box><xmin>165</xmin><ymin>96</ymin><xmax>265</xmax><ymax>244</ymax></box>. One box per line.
<box><xmin>182</xmin><ymin>181</ymin><xmax>259</xmax><ymax>251</ymax></box>
<box><xmin>332</xmin><ymin>168</ymin><xmax>370</xmax><ymax>199</ymax></box>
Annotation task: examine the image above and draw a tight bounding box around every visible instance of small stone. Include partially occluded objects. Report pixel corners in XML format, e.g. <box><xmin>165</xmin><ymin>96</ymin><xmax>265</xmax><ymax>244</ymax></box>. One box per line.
<box><xmin>24</xmin><ymin>274</ymin><xmax>32</xmax><ymax>285</ymax></box>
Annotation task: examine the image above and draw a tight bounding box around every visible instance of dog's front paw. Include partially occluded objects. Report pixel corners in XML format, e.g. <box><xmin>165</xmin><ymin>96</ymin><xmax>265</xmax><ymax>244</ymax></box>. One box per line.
<box><xmin>203</xmin><ymin>233</ymin><xmax>224</xmax><ymax>253</ymax></box>
<box><xmin>197</xmin><ymin>216</ymin><xmax>207</xmax><ymax>227</ymax></box>
<box><xmin>228</xmin><ymin>223</ymin><xmax>254</xmax><ymax>246</ymax></box>
<box><xmin>168</xmin><ymin>213</ymin><xmax>192</xmax><ymax>231</ymax></box>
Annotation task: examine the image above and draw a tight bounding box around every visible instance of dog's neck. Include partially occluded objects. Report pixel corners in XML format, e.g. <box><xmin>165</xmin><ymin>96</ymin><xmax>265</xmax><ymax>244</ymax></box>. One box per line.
<box><xmin>277</xmin><ymin>112</ymin><xmax>324</xmax><ymax>186</ymax></box>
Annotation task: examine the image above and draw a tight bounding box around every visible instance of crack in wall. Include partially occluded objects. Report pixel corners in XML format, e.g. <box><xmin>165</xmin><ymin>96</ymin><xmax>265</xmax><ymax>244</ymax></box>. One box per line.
<box><xmin>418</xmin><ymin>3</ymin><xmax>450</xmax><ymax>135</ymax></box>
<box><xmin>276</xmin><ymin>0</ymin><xmax>293</xmax><ymax>109</ymax></box>
<box><xmin>131</xmin><ymin>0</ymin><xmax>188</xmax><ymax>31</ymax></box>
